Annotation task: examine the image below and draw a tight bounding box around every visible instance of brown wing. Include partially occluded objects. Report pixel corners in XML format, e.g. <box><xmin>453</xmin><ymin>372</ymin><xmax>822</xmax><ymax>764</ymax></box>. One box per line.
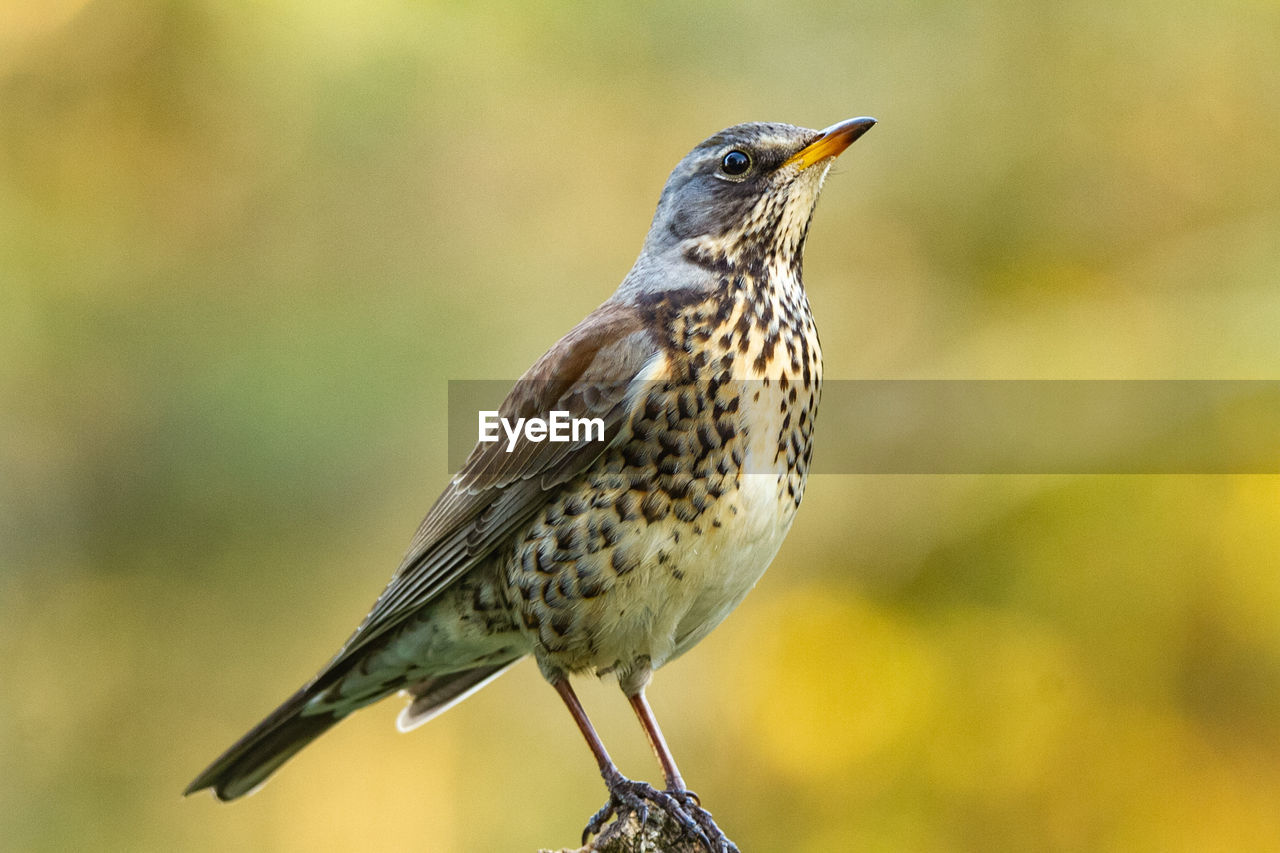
<box><xmin>325</xmin><ymin>300</ymin><xmax>661</xmax><ymax>668</ymax></box>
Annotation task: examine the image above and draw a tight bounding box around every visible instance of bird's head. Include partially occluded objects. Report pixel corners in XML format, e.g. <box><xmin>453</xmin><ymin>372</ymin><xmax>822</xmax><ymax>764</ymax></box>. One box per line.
<box><xmin>621</xmin><ymin>117</ymin><xmax>875</xmax><ymax>299</ymax></box>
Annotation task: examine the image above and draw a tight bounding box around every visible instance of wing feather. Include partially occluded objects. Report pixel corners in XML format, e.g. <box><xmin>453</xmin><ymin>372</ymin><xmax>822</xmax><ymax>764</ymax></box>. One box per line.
<box><xmin>323</xmin><ymin>301</ymin><xmax>661</xmax><ymax>669</ymax></box>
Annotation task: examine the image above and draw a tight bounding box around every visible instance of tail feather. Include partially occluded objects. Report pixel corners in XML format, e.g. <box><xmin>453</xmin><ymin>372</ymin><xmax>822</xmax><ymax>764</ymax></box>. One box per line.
<box><xmin>186</xmin><ymin>657</ymin><xmax>524</xmax><ymax>800</ymax></box>
<box><xmin>396</xmin><ymin>659</ymin><xmax>522</xmax><ymax>732</ymax></box>
<box><xmin>185</xmin><ymin>687</ymin><xmax>345</xmax><ymax>801</ymax></box>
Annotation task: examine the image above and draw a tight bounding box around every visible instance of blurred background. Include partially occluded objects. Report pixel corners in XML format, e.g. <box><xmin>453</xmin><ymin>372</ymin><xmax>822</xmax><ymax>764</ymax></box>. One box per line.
<box><xmin>3</xmin><ymin>0</ymin><xmax>1279</xmax><ymax>850</ymax></box>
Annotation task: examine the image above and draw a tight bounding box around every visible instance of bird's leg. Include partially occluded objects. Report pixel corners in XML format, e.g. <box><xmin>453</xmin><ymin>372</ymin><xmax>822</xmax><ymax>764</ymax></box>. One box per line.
<box><xmin>553</xmin><ymin>678</ymin><xmax>620</xmax><ymax>788</ymax></box>
<box><xmin>553</xmin><ymin>679</ymin><xmax>715</xmax><ymax>849</ymax></box>
<box><xmin>627</xmin><ymin>689</ymin><xmax>687</xmax><ymax>794</ymax></box>
<box><xmin>625</xmin><ymin>688</ymin><xmax>739</xmax><ymax>853</ymax></box>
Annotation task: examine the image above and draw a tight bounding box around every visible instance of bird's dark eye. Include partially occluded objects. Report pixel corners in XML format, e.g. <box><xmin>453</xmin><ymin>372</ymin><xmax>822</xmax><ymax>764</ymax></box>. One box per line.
<box><xmin>720</xmin><ymin>150</ymin><xmax>752</xmax><ymax>176</ymax></box>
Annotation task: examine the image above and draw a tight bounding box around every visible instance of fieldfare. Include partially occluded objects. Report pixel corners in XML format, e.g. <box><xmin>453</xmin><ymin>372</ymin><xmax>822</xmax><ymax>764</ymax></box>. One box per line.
<box><xmin>187</xmin><ymin>116</ymin><xmax>876</xmax><ymax>850</ymax></box>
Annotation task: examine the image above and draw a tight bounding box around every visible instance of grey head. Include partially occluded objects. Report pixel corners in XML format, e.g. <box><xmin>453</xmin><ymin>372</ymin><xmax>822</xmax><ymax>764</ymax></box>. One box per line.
<box><xmin>616</xmin><ymin>117</ymin><xmax>876</xmax><ymax>302</ymax></box>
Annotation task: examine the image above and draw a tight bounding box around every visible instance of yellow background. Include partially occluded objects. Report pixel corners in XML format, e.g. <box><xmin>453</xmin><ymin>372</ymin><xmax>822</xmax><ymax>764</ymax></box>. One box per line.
<box><xmin>3</xmin><ymin>0</ymin><xmax>1279</xmax><ymax>850</ymax></box>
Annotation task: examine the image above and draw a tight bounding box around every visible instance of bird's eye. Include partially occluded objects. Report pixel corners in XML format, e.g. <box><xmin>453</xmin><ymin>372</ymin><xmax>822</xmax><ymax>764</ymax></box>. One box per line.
<box><xmin>720</xmin><ymin>150</ymin><xmax>752</xmax><ymax>176</ymax></box>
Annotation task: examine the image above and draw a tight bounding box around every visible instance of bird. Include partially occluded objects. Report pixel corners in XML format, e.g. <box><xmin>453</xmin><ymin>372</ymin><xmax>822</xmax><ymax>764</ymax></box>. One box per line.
<box><xmin>186</xmin><ymin>116</ymin><xmax>876</xmax><ymax>849</ymax></box>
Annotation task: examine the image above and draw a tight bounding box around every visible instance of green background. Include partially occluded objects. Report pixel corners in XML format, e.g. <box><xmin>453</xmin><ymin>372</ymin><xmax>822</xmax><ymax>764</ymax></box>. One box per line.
<box><xmin>3</xmin><ymin>0</ymin><xmax>1279</xmax><ymax>850</ymax></box>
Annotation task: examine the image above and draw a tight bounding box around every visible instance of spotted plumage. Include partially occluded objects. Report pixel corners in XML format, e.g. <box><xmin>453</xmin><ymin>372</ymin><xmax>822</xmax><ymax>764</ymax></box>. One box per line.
<box><xmin>507</xmin><ymin>259</ymin><xmax>823</xmax><ymax>693</ymax></box>
<box><xmin>187</xmin><ymin>117</ymin><xmax>875</xmax><ymax>849</ymax></box>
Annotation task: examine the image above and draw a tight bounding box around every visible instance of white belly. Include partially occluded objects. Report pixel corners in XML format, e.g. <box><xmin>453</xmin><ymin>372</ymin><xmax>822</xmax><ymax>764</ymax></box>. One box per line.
<box><xmin>594</xmin><ymin>379</ymin><xmax>805</xmax><ymax>676</ymax></box>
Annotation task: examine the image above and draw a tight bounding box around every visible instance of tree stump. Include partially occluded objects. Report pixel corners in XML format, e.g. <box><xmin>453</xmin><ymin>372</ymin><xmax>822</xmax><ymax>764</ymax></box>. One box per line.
<box><xmin>541</xmin><ymin>802</ymin><xmax>737</xmax><ymax>852</ymax></box>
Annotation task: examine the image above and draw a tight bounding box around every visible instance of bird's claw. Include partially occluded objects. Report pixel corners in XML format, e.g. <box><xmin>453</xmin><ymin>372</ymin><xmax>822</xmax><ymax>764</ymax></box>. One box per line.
<box><xmin>583</xmin><ymin>779</ymin><xmax>639</xmax><ymax>842</ymax></box>
<box><xmin>583</xmin><ymin>774</ymin><xmax>735</xmax><ymax>851</ymax></box>
<box><xmin>666</xmin><ymin>788</ymin><xmax>738</xmax><ymax>853</ymax></box>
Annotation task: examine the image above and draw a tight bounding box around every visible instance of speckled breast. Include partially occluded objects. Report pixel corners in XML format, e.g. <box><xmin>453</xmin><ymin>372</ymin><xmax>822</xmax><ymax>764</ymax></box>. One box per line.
<box><xmin>504</xmin><ymin>282</ymin><xmax>822</xmax><ymax>687</ymax></box>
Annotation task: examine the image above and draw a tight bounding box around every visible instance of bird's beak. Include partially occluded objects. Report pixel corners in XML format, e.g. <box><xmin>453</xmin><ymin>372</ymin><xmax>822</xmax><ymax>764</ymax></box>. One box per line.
<box><xmin>783</xmin><ymin>117</ymin><xmax>877</xmax><ymax>170</ymax></box>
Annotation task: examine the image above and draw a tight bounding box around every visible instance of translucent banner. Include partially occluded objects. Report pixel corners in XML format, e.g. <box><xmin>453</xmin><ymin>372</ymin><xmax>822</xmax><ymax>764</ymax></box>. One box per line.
<box><xmin>446</xmin><ymin>380</ymin><xmax>1280</xmax><ymax>475</ymax></box>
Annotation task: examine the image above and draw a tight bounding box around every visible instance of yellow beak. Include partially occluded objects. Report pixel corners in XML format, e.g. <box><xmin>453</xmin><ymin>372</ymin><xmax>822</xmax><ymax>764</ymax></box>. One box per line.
<box><xmin>782</xmin><ymin>116</ymin><xmax>877</xmax><ymax>170</ymax></box>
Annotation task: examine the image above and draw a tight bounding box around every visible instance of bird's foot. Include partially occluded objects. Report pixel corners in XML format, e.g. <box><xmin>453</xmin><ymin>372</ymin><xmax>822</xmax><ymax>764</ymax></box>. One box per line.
<box><xmin>665</xmin><ymin>788</ymin><xmax>738</xmax><ymax>853</ymax></box>
<box><xmin>584</xmin><ymin>772</ymin><xmax>733</xmax><ymax>851</ymax></box>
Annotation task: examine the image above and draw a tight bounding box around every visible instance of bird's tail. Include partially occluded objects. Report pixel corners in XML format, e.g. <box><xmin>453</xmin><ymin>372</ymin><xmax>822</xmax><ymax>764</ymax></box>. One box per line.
<box><xmin>184</xmin><ymin>684</ymin><xmax>349</xmax><ymax>801</ymax></box>
<box><xmin>185</xmin><ymin>657</ymin><xmax>524</xmax><ymax>801</ymax></box>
